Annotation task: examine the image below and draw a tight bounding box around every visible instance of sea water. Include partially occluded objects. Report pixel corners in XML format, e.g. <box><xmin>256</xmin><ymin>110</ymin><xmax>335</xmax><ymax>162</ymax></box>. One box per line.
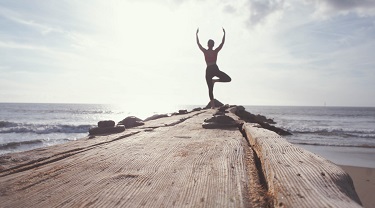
<box><xmin>244</xmin><ymin>106</ymin><xmax>375</xmax><ymax>168</ymax></box>
<box><xmin>0</xmin><ymin>103</ymin><xmax>193</xmax><ymax>155</ymax></box>
<box><xmin>244</xmin><ymin>106</ymin><xmax>375</xmax><ymax>148</ymax></box>
<box><xmin>1</xmin><ymin>103</ymin><xmax>375</xmax><ymax>156</ymax></box>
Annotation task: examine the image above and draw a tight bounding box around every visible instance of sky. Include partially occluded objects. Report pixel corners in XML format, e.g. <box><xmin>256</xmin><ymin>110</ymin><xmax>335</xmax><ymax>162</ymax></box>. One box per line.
<box><xmin>0</xmin><ymin>0</ymin><xmax>375</xmax><ymax>107</ymax></box>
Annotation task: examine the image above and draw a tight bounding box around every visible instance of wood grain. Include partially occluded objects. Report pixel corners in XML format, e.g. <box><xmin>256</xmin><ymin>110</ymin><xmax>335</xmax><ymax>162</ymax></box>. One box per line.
<box><xmin>0</xmin><ymin>110</ymin><xmax>255</xmax><ymax>207</ymax></box>
<box><xmin>243</xmin><ymin>123</ymin><xmax>363</xmax><ymax>208</ymax></box>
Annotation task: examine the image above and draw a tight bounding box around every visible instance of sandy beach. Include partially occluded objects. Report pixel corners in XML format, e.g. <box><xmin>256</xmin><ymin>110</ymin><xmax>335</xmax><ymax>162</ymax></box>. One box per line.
<box><xmin>341</xmin><ymin>165</ymin><xmax>375</xmax><ymax>208</ymax></box>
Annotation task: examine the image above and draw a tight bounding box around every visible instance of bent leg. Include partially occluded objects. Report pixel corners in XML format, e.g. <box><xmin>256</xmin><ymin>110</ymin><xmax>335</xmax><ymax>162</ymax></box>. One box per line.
<box><xmin>215</xmin><ymin>70</ymin><xmax>231</xmax><ymax>82</ymax></box>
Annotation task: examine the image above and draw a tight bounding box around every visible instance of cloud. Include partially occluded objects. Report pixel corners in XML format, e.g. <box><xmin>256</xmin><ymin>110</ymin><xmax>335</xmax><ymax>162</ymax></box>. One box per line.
<box><xmin>223</xmin><ymin>4</ymin><xmax>236</xmax><ymax>14</ymax></box>
<box><xmin>0</xmin><ymin>5</ymin><xmax>64</xmax><ymax>35</ymax></box>
<box><xmin>246</xmin><ymin>0</ymin><xmax>286</xmax><ymax>26</ymax></box>
<box><xmin>306</xmin><ymin>0</ymin><xmax>375</xmax><ymax>17</ymax></box>
<box><xmin>228</xmin><ymin>0</ymin><xmax>375</xmax><ymax>29</ymax></box>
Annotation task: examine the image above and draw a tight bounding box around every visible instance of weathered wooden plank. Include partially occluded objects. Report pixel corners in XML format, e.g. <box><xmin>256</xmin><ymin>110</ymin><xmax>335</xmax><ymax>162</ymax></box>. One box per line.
<box><xmin>0</xmin><ymin>111</ymin><xmax>203</xmax><ymax>172</ymax></box>
<box><xmin>243</xmin><ymin>123</ymin><xmax>363</xmax><ymax>208</ymax></box>
<box><xmin>0</xmin><ymin>110</ymin><xmax>253</xmax><ymax>207</ymax></box>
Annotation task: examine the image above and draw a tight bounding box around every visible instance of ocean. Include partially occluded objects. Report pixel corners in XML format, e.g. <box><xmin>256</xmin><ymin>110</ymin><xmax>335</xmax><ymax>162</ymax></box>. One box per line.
<box><xmin>1</xmin><ymin>103</ymin><xmax>375</xmax><ymax>156</ymax></box>
<box><xmin>244</xmin><ymin>106</ymin><xmax>375</xmax><ymax>148</ymax></box>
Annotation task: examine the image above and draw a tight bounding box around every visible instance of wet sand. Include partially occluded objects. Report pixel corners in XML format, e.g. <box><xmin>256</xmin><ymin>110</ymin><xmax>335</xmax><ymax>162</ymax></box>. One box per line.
<box><xmin>341</xmin><ymin>165</ymin><xmax>375</xmax><ymax>208</ymax></box>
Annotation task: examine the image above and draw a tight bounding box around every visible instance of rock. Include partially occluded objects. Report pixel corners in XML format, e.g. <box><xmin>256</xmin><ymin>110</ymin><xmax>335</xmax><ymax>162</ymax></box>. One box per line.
<box><xmin>214</xmin><ymin>111</ymin><xmax>226</xmax><ymax>116</ymax></box>
<box><xmin>118</xmin><ymin>116</ymin><xmax>144</xmax><ymax>128</ymax></box>
<box><xmin>192</xmin><ymin>107</ymin><xmax>202</xmax><ymax>112</ymax></box>
<box><xmin>204</xmin><ymin>99</ymin><xmax>224</xmax><ymax>109</ymax></box>
<box><xmin>202</xmin><ymin>115</ymin><xmax>238</xmax><ymax>129</ymax></box>
<box><xmin>144</xmin><ymin>114</ymin><xmax>169</xmax><ymax>122</ymax></box>
<box><xmin>236</xmin><ymin>105</ymin><xmax>245</xmax><ymax>112</ymax></box>
<box><xmin>214</xmin><ymin>105</ymin><xmax>231</xmax><ymax>116</ymax></box>
<box><xmin>234</xmin><ymin>107</ymin><xmax>291</xmax><ymax>136</ymax></box>
<box><xmin>178</xmin><ymin>110</ymin><xmax>188</xmax><ymax>114</ymax></box>
<box><xmin>98</xmin><ymin>120</ymin><xmax>115</xmax><ymax>128</ymax></box>
<box><xmin>89</xmin><ymin>126</ymin><xmax>125</xmax><ymax>135</ymax></box>
<box><xmin>218</xmin><ymin>104</ymin><xmax>230</xmax><ymax>112</ymax></box>
<box><xmin>204</xmin><ymin>115</ymin><xmax>235</xmax><ymax>124</ymax></box>
<box><xmin>255</xmin><ymin>114</ymin><xmax>276</xmax><ymax>124</ymax></box>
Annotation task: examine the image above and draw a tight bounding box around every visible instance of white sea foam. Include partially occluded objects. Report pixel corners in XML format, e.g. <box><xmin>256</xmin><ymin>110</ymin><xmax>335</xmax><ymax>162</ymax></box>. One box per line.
<box><xmin>0</xmin><ymin>122</ymin><xmax>93</xmax><ymax>134</ymax></box>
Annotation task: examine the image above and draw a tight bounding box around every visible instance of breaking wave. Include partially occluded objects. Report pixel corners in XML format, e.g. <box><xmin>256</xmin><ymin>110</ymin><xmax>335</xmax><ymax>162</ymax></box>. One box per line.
<box><xmin>291</xmin><ymin>141</ymin><xmax>375</xmax><ymax>148</ymax></box>
<box><xmin>290</xmin><ymin>128</ymin><xmax>375</xmax><ymax>139</ymax></box>
<box><xmin>0</xmin><ymin>139</ymin><xmax>44</xmax><ymax>150</ymax></box>
<box><xmin>0</xmin><ymin>121</ymin><xmax>93</xmax><ymax>134</ymax></box>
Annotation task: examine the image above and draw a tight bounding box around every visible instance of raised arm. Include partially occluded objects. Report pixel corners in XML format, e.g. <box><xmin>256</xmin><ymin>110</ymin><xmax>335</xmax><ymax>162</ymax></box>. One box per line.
<box><xmin>215</xmin><ymin>28</ymin><xmax>225</xmax><ymax>51</ymax></box>
<box><xmin>196</xmin><ymin>28</ymin><xmax>205</xmax><ymax>52</ymax></box>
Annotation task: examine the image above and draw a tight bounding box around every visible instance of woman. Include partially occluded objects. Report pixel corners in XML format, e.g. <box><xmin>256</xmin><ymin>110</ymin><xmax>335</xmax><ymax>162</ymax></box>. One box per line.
<box><xmin>196</xmin><ymin>28</ymin><xmax>231</xmax><ymax>108</ymax></box>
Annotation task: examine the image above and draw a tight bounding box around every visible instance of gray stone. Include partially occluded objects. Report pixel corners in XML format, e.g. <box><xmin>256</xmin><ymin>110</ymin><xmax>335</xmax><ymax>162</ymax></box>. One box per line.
<box><xmin>98</xmin><ymin>120</ymin><xmax>115</xmax><ymax>128</ymax></box>
<box><xmin>144</xmin><ymin>114</ymin><xmax>169</xmax><ymax>122</ymax></box>
<box><xmin>178</xmin><ymin>110</ymin><xmax>188</xmax><ymax>114</ymax></box>
<box><xmin>118</xmin><ymin>116</ymin><xmax>144</xmax><ymax>128</ymax></box>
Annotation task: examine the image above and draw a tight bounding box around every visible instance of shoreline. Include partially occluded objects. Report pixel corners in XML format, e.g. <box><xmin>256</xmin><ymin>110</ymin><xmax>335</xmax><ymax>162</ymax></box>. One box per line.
<box><xmin>296</xmin><ymin>144</ymin><xmax>375</xmax><ymax>168</ymax></box>
<box><xmin>340</xmin><ymin>165</ymin><xmax>375</xmax><ymax>208</ymax></box>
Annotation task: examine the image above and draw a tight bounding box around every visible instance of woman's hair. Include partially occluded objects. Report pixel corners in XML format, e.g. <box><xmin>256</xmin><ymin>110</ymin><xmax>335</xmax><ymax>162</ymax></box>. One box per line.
<box><xmin>207</xmin><ymin>39</ymin><xmax>215</xmax><ymax>48</ymax></box>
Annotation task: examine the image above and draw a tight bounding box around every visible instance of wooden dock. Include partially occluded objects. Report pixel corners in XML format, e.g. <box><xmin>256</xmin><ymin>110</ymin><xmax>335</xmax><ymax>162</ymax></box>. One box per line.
<box><xmin>0</xmin><ymin>108</ymin><xmax>363</xmax><ymax>207</ymax></box>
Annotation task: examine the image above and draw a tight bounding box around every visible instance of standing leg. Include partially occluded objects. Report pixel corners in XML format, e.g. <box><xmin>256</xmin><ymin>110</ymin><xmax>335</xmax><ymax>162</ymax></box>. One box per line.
<box><xmin>206</xmin><ymin>73</ymin><xmax>215</xmax><ymax>108</ymax></box>
<box><xmin>206</xmin><ymin>67</ymin><xmax>215</xmax><ymax>108</ymax></box>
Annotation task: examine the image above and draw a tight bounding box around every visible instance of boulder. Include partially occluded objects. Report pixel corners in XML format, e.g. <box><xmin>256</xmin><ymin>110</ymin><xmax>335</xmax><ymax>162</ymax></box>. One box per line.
<box><xmin>214</xmin><ymin>105</ymin><xmax>230</xmax><ymax>115</ymax></box>
<box><xmin>204</xmin><ymin>115</ymin><xmax>235</xmax><ymax>124</ymax></box>
<box><xmin>234</xmin><ymin>106</ymin><xmax>291</xmax><ymax>136</ymax></box>
<box><xmin>144</xmin><ymin>114</ymin><xmax>169</xmax><ymax>122</ymax></box>
<box><xmin>255</xmin><ymin>114</ymin><xmax>276</xmax><ymax>124</ymax></box>
<box><xmin>204</xmin><ymin>99</ymin><xmax>224</xmax><ymax>109</ymax></box>
<box><xmin>89</xmin><ymin>126</ymin><xmax>125</xmax><ymax>135</ymax></box>
<box><xmin>118</xmin><ymin>116</ymin><xmax>144</xmax><ymax>128</ymax></box>
<box><xmin>98</xmin><ymin>120</ymin><xmax>115</xmax><ymax>128</ymax></box>
<box><xmin>236</xmin><ymin>105</ymin><xmax>245</xmax><ymax>112</ymax></box>
<box><xmin>218</xmin><ymin>104</ymin><xmax>230</xmax><ymax>112</ymax></box>
<box><xmin>202</xmin><ymin>115</ymin><xmax>238</xmax><ymax>129</ymax></box>
<box><xmin>178</xmin><ymin>110</ymin><xmax>188</xmax><ymax>114</ymax></box>
<box><xmin>192</xmin><ymin>107</ymin><xmax>202</xmax><ymax>112</ymax></box>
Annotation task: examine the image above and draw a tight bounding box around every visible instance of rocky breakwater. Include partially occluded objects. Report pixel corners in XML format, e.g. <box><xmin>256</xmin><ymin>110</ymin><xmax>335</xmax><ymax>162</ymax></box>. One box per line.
<box><xmin>202</xmin><ymin>104</ymin><xmax>291</xmax><ymax>136</ymax></box>
<box><xmin>233</xmin><ymin>105</ymin><xmax>291</xmax><ymax>136</ymax></box>
<box><xmin>89</xmin><ymin>108</ymin><xmax>195</xmax><ymax>136</ymax></box>
<box><xmin>202</xmin><ymin>105</ymin><xmax>239</xmax><ymax>129</ymax></box>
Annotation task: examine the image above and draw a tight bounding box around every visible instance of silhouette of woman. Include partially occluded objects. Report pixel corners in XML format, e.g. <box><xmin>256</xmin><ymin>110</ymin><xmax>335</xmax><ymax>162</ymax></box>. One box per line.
<box><xmin>196</xmin><ymin>28</ymin><xmax>231</xmax><ymax>108</ymax></box>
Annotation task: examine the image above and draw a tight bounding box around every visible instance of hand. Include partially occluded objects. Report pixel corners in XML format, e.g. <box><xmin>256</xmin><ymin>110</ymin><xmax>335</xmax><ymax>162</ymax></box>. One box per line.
<box><xmin>196</xmin><ymin>28</ymin><xmax>199</xmax><ymax>34</ymax></box>
<box><xmin>222</xmin><ymin>27</ymin><xmax>225</xmax><ymax>33</ymax></box>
